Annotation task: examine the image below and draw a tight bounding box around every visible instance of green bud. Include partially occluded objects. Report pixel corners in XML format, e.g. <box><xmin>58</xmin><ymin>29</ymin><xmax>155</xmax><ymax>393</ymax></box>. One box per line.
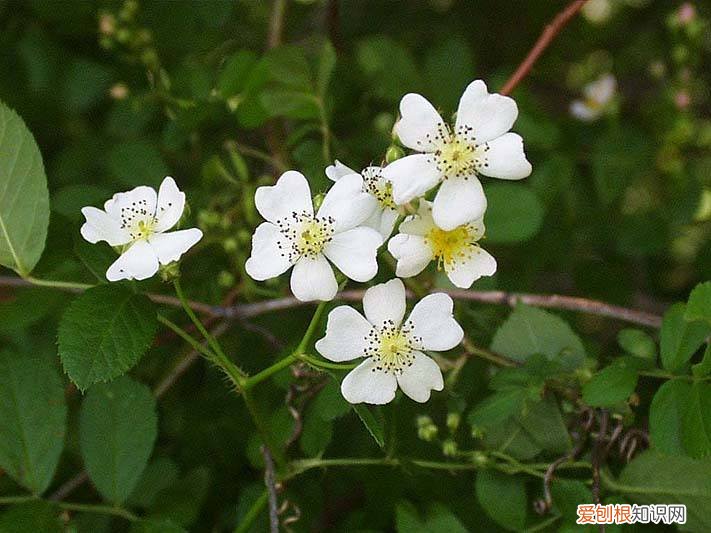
<box><xmin>442</xmin><ymin>439</ymin><xmax>458</xmax><ymax>457</ymax></box>
<box><xmin>313</xmin><ymin>193</ymin><xmax>326</xmax><ymax>211</ymax></box>
<box><xmin>416</xmin><ymin>415</ymin><xmax>433</xmax><ymax>428</ymax></box>
<box><xmin>116</xmin><ymin>28</ymin><xmax>131</xmax><ymax>44</ymax></box>
<box><xmin>471</xmin><ymin>451</ymin><xmax>489</xmax><ymax>467</ymax></box>
<box><xmin>218</xmin><ymin>270</ymin><xmax>235</xmax><ymax>288</ymax></box>
<box><xmin>159</xmin><ymin>262</ymin><xmax>181</xmax><ymax>282</ymax></box>
<box><xmin>417</xmin><ymin>424</ymin><xmax>438</xmax><ymax>442</ymax></box>
<box><xmin>223</xmin><ymin>238</ymin><xmax>238</xmax><ymax>254</ymax></box>
<box><xmin>470</xmin><ymin>425</ymin><xmax>485</xmax><ymax>439</ymax></box>
<box><xmin>446</xmin><ymin>412</ymin><xmax>461</xmax><ymax>432</ymax></box>
<box><xmin>385</xmin><ymin>145</ymin><xmax>405</xmax><ymax>164</ymax></box>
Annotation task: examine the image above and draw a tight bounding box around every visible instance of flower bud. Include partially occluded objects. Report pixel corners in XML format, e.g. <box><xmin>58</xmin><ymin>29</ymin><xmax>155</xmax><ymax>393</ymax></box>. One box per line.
<box><xmin>446</xmin><ymin>412</ymin><xmax>461</xmax><ymax>433</ymax></box>
<box><xmin>417</xmin><ymin>424</ymin><xmax>438</xmax><ymax>442</ymax></box>
<box><xmin>218</xmin><ymin>270</ymin><xmax>235</xmax><ymax>288</ymax></box>
<box><xmin>312</xmin><ymin>193</ymin><xmax>326</xmax><ymax>211</ymax></box>
<box><xmin>385</xmin><ymin>145</ymin><xmax>404</xmax><ymax>164</ymax></box>
<box><xmin>470</xmin><ymin>425</ymin><xmax>485</xmax><ymax>439</ymax></box>
<box><xmin>442</xmin><ymin>439</ymin><xmax>458</xmax><ymax>457</ymax></box>
<box><xmin>471</xmin><ymin>451</ymin><xmax>489</xmax><ymax>467</ymax></box>
<box><xmin>223</xmin><ymin>237</ymin><xmax>238</xmax><ymax>254</ymax></box>
<box><xmin>159</xmin><ymin>262</ymin><xmax>181</xmax><ymax>282</ymax></box>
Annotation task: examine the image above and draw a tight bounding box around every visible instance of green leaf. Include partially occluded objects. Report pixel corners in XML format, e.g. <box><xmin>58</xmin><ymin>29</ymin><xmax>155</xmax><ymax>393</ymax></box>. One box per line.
<box><xmin>58</xmin><ymin>285</ymin><xmax>158</xmax><ymax>391</ymax></box>
<box><xmin>475</xmin><ymin>471</ymin><xmax>527</xmax><ymax>531</ymax></box>
<box><xmin>311</xmin><ymin>379</ymin><xmax>350</xmax><ymax>421</ymax></box>
<box><xmin>550</xmin><ymin>479</ymin><xmax>591</xmax><ymax>522</ymax></box>
<box><xmin>264</xmin><ymin>46</ymin><xmax>313</xmax><ymax>91</ymax></box>
<box><xmin>356</xmin><ymin>36</ymin><xmax>421</xmax><ymax>102</ymax></box>
<box><xmin>148</xmin><ymin>467</ymin><xmax>210</xmax><ymax>527</ymax></box>
<box><xmin>518</xmin><ymin>397</ymin><xmax>572</xmax><ymax>454</ymax></box>
<box><xmin>259</xmin><ymin>89</ymin><xmax>319</xmax><ymax>120</ymax></box>
<box><xmin>51</xmin><ymin>184</ymin><xmax>111</xmax><ymax>221</ymax></box>
<box><xmin>483</xmin><ymin>184</ymin><xmax>544</xmax><ymax>244</ymax></box>
<box><xmin>423</xmin><ymin>35</ymin><xmax>475</xmax><ymax>113</ymax></box>
<box><xmin>352</xmin><ymin>404</ymin><xmax>385</xmax><ymax>449</ymax></box>
<box><xmin>0</xmin><ymin>352</ymin><xmax>66</xmax><ymax>495</ymax></box>
<box><xmin>0</xmin><ymin>501</ymin><xmax>62</xmax><ymax>533</ymax></box>
<box><xmin>130</xmin><ymin>519</ymin><xmax>187</xmax><ymax>533</ymax></box>
<box><xmin>80</xmin><ymin>376</ymin><xmax>158</xmax><ymax>505</ymax></box>
<box><xmin>582</xmin><ymin>363</ymin><xmax>638</xmax><ymax>407</ymax></box>
<box><xmin>692</xmin><ymin>344</ymin><xmax>711</xmax><ymax>378</ymax></box>
<box><xmin>682</xmin><ymin>382</ymin><xmax>711</xmax><ymax>458</ymax></box>
<box><xmin>0</xmin><ymin>101</ymin><xmax>50</xmax><ymax>276</ymax></box>
<box><xmin>491</xmin><ymin>304</ymin><xmax>585</xmax><ymax>369</ymax></box>
<box><xmin>107</xmin><ymin>139</ymin><xmax>168</xmax><ymax>188</ymax></box>
<box><xmin>616</xmin><ymin>450</ymin><xmax>711</xmax><ymax>532</ymax></box>
<box><xmin>649</xmin><ymin>379</ymin><xmax>690</xmax><ymax>455</ymax></box>
<box><xmin>316</xmin><ymin>41</ymin><xmax>336</xmax><ymax>97</ymax></box>
<box><xmin>660</xmin><ymin>303</ymin><xmax>711</xmax><ymax>371</ymax></box>
<box><xmin>128</xmin><ymin>457</ymin><xmax>180</xmax><ymax>509</ymax></box>
<box><xmin>686</xmin><ymin>282</ymin><xmax>711</xmax><ymax>325</ymax></box>
<box><xmin>300</xmin><ymin>408</ymin><xmax>333</xmax><ymax>456</ymax></box>
<box><xmin>395</xmin><ymin>501</ymin><xmax>467</xmax><ymax>533</ymax></box>
<box><xmin>467</xmin><ymin>388</ymin><xmax>529</xmax><ymax>429</ymax></box>
<box><xmin>217</xmin><ymin>50</ymin><xmax>259</xmax><ymax>97</ymax></box>
<box><xmin>617</xmin><ymin>328</ymin><xmax>656</xmax><ymax>359</ymax></box>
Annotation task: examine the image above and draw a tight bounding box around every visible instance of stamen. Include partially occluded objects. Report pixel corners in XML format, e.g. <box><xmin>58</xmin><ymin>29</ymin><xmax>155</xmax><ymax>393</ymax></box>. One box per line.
<box><xmin>362</xmin><ymin>319</ymin><xmax>423</xmax><ymax>375</ymax></box>
<box><xmin>276</xmin><ymin>211</ymin><xmax>335</xmax><ymax>262</ymax></box>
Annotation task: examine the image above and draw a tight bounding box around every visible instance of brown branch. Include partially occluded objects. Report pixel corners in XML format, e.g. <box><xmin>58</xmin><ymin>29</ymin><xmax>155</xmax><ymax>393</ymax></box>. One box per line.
<box><xmin>499</xmin><ymin>0</ymin><xmax>588</xmax><ymax>96</ymax></box>
<box><xmin>0</xmin><ymin>276</ymin><xmax>663</xmax><ymax>328</ymax></box>
<box><xmin>261</xmin><ymin>445</ymin><xmax>280</xmax><ymax>533</ymax></box>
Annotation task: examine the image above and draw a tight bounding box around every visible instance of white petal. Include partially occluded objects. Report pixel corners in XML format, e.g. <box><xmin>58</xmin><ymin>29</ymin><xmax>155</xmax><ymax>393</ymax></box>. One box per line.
<box><xmin>455</xmin><ymin>80</ymin><xmax>519</xmax><ymax>143</ymax></box>
<box><xmin>432</xmin><ymin>176</ymin><xmax>486</xmax><ymax>231</ymax></box>
<box><xmin>315</xmin><ymin>306</ymin><xmax>372</xmax><ymax>362</ymax></box>
<box><xmin>322</xmin><ymin>227</ymin><xmax>381</xmax><ymax>282</ymax></box>
<box><xmin>245</xmin><ymin>222</ymin><xmax>293</xmax><ymax>281</ymax></box>
<box><xmin>396</xmin><ymin>351</ymin><xmax>444</xmax><ymax>403</ymax></box>
<box><xmin>384</xmin><ymin>154</ymin><xmax>441</xmax><ymax>205</ymax></box>
<box><xmin>376</xmin><ymin>208</ymin><xmax>399</xmax><ymax>239</ymax></box>
<box><xmin>363</xmin><ymin>278</ymin><xmax>406</xmax><ymax>327</ymax></box>
<box><xmin>340</xmin><ymin>358</ymin><xmax>397</xmax><ymax>405</ymax></box>
<box><xmin>325</xmin><ymin>160</ymin><xmax>357</xmax><ymax>182</ymax></box>
<box><xmin>154</xmin><ymin>176</ymin><xmax>186</xmax><ymax>233</ymax></box>
<box><xmin>290</xmin><ymin>254</ymin><xmax>338</xmax><ymax>302</ymax></box>
<box><xmin>585</xmin><ymin>74</ymin><xmax>616</xmax><ymax>105</ymax></box>
<box><xmin>479</xmin><ymin>133</ymin><xmax>532</xmax><ymax>180</ymax></box>
<box><xmin>387</xmin><ymin>234</ymin><xmax>433</xmax><ymax>278</ymax></box>
<box><xmin>148</xmin><ymin>228</ymin><xmax>202</xmax><ymax>265</ymax></box>
<box><xmin>80</xmin><ymin>207</ymin><xmax>131</xmax><ymax>246</ymax></box>
<box><xmin>254</xmin><ymin>171</ymin><xmax>313</xmax><ymax>224</ymax></box>
<box><xmin>103</xmin><ymin>185</ymin><xmax>157</xmax><ymax>221</ymax></box>
<box><xmin>445</xmin><ymin>246</ymin><xmax>497</xmax><ymax>289</ymax></box>
<box><xmin>394</xmin><ymin>93</ymin><xmax>446</xmax><ymax>151</ymax></box>
<box><xmin>106</xmin><ymin>240</ymin><xmax>159</xmax><ymax>282</ymax></box>
<box><xmin>399</xmin><ymin>200</ymin><xmax>436</xmax><ymax>236</ymax></box>
<box><xmin>406</xmin><ymin>293</ymin><xmax>463</xmax><ymax>351</ymax></box>
<box><xmin>569</xmin><ymin>100</ymin><xmax>599</xmax><ymax>121</ymax></box>
<box><xmin>318</xmin><ymin>173</ymin><xmax>378</xmax><ymax>233</ymax></box>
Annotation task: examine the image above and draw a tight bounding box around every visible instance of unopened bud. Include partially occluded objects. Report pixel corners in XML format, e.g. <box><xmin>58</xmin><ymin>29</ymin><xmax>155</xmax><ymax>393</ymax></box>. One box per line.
<box><xmin>218</xmin><ymin>270</ymin><xmax>235</xmax><ymax>288</ymax></box>
<box><xmin>470</xmin><ymin>425</ymin><xmax>485</xmax><ymax>439</ymax></box>
<box><xmin>446</xmin><ymin>412</ymin><xmax>461</xmax><ymax>432</ymax></box>
<box><xmin>223</xmin><ymin>238</ymin><xmax>238</xmax><ymax>254</ymax></box>
<box><xmin>442</xmin><ymin>439</ymin><xmax>458</xmax><ymax>457</ymax></box>
<box><xmin>418</xmin><ymin>424</ymin><xmax>438</xmax><ymax>442</ymax></box>
<box><xmin>471</xmin><ymin>451</ymin><xmax>489</xmax><ymax>467</ymax></box>
<box><xmin>385</xmin><ymin>145</ymin><xmax>404</xmax><ymax>164</ymax></box>
<box><xmin>159</xmin><ymin>262</ymin><xmax>181</xmax><ymax>282</ymax></box>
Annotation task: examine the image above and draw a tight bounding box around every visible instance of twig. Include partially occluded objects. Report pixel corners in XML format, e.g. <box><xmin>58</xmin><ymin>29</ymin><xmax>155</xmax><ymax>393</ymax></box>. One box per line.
<box><xmin>49</xmin><ymin>471</ymin><xmax>89</xmax><ymax>502</ymax></box>
<box><xmin>0</xmin><ymin>275</ymin><xmax>663</xmax><ymax>328</ymax></box>
<box><xmin>592</xmin><ymin>409</ymin><xmax>609</xmax><ymax>532</ymax></box>
<box><xmin>267</xmin><ymin>0</ymin><xmax>287</xmax><ymax>50</ymax></box>
<box><xmin>499</xmin><ymin>0</ymin><xmax>588</xmax><ymax>96</ymax></box>
<box><xmin>261</xmin><ymin>446</ymin><xmax>280</xmax><ymax>533</ymax></box>
<box><xmin>326</xmin><ymin>0</ymin><xmax>343</xmax><ymax>52</ymax></box>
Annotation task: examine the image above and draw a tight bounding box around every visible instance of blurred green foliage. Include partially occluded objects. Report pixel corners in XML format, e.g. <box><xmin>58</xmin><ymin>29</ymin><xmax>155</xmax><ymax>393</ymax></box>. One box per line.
<box><xmin>0</xmin><ymin>0</ymin><xmax>710</xmax><ymax>531</ymax></box>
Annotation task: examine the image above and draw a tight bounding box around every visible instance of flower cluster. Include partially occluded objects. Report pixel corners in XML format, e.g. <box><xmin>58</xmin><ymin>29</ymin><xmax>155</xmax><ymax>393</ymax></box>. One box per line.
<box><xmin>79</xmin><ymin>79</ymin><xmax>531</xmax><ymax>405</ymax></box>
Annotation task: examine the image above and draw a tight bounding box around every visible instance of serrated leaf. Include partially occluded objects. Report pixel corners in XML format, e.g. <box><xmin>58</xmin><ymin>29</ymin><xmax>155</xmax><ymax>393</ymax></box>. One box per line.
<box><xmin>649</xmin><ymin>379</ymin><xmax>689</xmax><ymax>455</ymax></box>
<box><xmin>682</xmin><ymin>382</ymin><xmax>711</xmax><ymax>458</ymax></box>
<box><xmin>352</xmin><ymin>404</ymin><xmax>385</xmax><ymax>449</ymax></box>
<box><xmin>582</xmin><ymin>363</ymin><xmax>638</xmax><ymax>407</ymax></box>
<box><xmin>300</xmin><ymin>408</ymin><xmax>333</xmax><ymax>456</ymax></box>
<box><xmin>148</xmin><ymin>467</ymin><xmax>210</xmax><ymax>527</ymax></box>
<box><xmin>616</xmin><ymin>450</ymin><xmax>711</xmax><ymax>532</ymax></box>
<box><xmin>58</xmin><ymin>285</ymin><xmax>158</xmax><ymax>391</ymax></box>
<box><xmin>467</xmin><ymin>388</ymin><xmax>529</xmax><ymax>429</ymax></box>
<box><xmin>686</xmin><ymin>282</ymin><xmax>711</xmax><ymax>325</ymax></box>
<box><xmin>475</xmin><ymin>471</ymin><xmax>527</xmax><ymax>531</ymax></box>
<box><xmin>217</xmin><ymin>50</ymin><xmax>259</xmax><ymax>97</ymax></box>
<box><xmin>491</xmin><ymin>304</ymin><xmax>585</xmax><ymax>370</ymax></box>
<box><xmin>0</xmin><ymin>501</ymin><xmax>62</xmax><ymax>533</ymax></box>
<box><xmin>395</xmin><ymin>501</ymin><xmax>467</xmax><ymax>533</ymax></box>
<box><xmin>0</xmin><ymin>101</ymin><xmax>50</xmax><ymax>276</ymax></box>
<box><xmin>80</xmin><ymin>376</ymin><xmax>158</xmax><ymax>505</ymax></box>
<box><xmin>0</xmin><ymin>352</ymin><xmax>66</xmax><ymax>495</ymax></box>
<box><xmin>660</xmin><ymin>303</ymin><xmax>711</xmax><ymax>371</ymax></box>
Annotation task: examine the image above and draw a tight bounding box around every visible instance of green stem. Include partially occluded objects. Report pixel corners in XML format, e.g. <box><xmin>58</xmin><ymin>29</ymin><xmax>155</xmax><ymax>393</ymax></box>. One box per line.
<box><xmin>172</xmin><ymin>279</ymin><xmax>246</xmax><ymax>387</ymax></box>
<box><xmin>234</xmin><ymin>490</ymin><xmax>269</xmax><ymax>533</ymax></box>
<box><xmin>24</xmin><ymin>276</ymin><xmax>93</xmax><ymax>290</ymax></box>
<box><xmin>296</xmin><ymin>300</ymin><xmax>329</xmax><ymax>354</ymax></box>
<box><xmin>56</xmin><ymin>502</ymin><xmax>138</xmax><ymax>522</ymax></box>
<box><xmin>157</xmin><ymin>314</ymin><xmax>216</xmax><ymax>362</ymax></box>
<box><xmin>297</xmin><ymin>353</ymin><xmax>357</xmax><ymax>371</ymax></box>
<box><xmin>0</xmin><ymin>495</ymin><xmax>35</xmax><ymax>505</ymax></box>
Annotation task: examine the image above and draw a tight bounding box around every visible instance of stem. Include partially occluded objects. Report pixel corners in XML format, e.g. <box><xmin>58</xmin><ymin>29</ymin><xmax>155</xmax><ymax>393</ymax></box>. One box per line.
<box><xmin>157</xmin><ymin>314</ymin><xmax>216</xmax><ymax>362</ymax></box>
<box><xmin>462</xmin><ymin>338</ymin><xmax>519</xmax><ymax>367</ymax></box>
<box><xmin>499</xmin><ymin>0</ymin><xmax>589</xmax><ymax>95</ymax></box>
<box><xmin>56</xmin><ymin>502</ymin><xmax>138</xmax><ymax>522</ymax></box>
<box><xmin>172</xmin><ymin>279</ymin><xmax>246</xmax><ymax>388</ymax></box>
<box><xmin>243</xmin><ymin>354</ymin><xmax>298</xmax><ymax>391</ymax></box>
<box><xmin>298</xmin><ymin>353</ymin><xmax>357</xmax><ymax>371</ymax></box>
<box><xmin>0</xmin><ymin>495</ymin><xmax>35</xmax><ymax>505</ymax></box>
<box><xmin>296</xmin><ymin>300</ymin><xmax>329</xmax><ymax>354</ymax></box>
<box><xmin>24</xmin><ymin>276</ymin><xmax>93</xmax><ymax>290</ymax></box>
<box><xmin>234</xmin><ymin>490</ymin><xmax>269</xmax><ymax>533</ymax></box>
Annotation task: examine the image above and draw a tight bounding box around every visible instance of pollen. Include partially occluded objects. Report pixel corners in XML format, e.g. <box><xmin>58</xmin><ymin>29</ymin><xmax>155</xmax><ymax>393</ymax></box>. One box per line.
<box><xmin>425</xmin><ymin>224</ymin><xmax>478</xmax><ymax>270</ymax></box>
<box><xmin>363</xmin><ymin>320</ymin><xmax>423</xmax><ymax>375</ymax></box>
<box><xmin>276</xmin><ymin>211</ymin><xmax>335</xmax><ymax>262</ymax></box>
<box><xmin>428</xmin><ymin>124</ymin><xmax>489</xmax><ymax>179</ymax></box>
<box><xmin>362</xmin><ymin>167</ymin><xmax>396</xmax><ymax>209</ymax></box>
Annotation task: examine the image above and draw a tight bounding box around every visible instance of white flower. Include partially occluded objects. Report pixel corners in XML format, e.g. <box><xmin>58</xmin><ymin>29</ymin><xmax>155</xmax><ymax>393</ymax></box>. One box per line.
<box><xmin>383</xmin><ymin>79</ymin><xmax>532</xmax><ymax>231</ymax></box>
<box><xmin>80</xmin><ymin>177</ymin><xmax>203</xmax><ymax>282</ymax></box>
<box><xmin>326</xmin><ymin>160</ymin><xmax>399</xmax><ymax>239</ymax></box>
<box><xmin>315</xmin><ymin>278</ymin><xmax>463</xmax><ymax>404</ymax></box>
<box><xmin>245</xmin><ymin>170</ymin><xmax>382</xmax><ymax>302</ymax></box>
<box><xmin>570</xmin><ymin>74</ymin><xmax>617</xmax><ymax>122</ymax></box>
<box><xmin>582</xmin><ymin>0</ymin><xmax>612</xmax><ymax>24</ymax></box>
<box><xmin>388</xmin><ymin>201</ymin><xmax>496</xmax><ymax>289</ymax></box>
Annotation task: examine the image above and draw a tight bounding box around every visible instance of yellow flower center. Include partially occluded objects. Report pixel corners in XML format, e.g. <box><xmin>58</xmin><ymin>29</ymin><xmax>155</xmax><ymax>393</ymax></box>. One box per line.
<box><xmin>426</xmin><ymin>225</ymin><xmax>476</xmax><ymax>270</ymax></box>
<box><xmin>277</xmin><ymin>211</ymin><xmax>335</xmax><ymax>262</ymax></box>
<box><xmin>363</xmin><ymin>320</ymin><xmax>423</xmax><ymax>374</ymax></box>
<box><xmin>130</xmin><ymin>218</ymin><xmax>156</xmax><ymax>241</ymax></box>
<box><xmin>433</xmin><ymin>133</ymin><xmax>485</xmax><ymax>179</ymax></box>
<box><xmin>362</xmin><ymin>168</ymin><xmax>396</xmax><ymax>209</ymax></box>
